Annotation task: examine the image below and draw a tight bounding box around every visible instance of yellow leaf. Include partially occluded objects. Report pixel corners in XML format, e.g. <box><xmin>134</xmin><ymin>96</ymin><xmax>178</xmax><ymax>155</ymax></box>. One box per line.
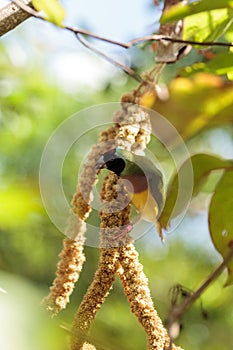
<box><xmin>32</xmin><ymin>0</ymin><xmax>65</xmax><ymax>26</ymax></box>
<box><xmin>151</xmin><ymin>73</ymin><xmax>233</xmax><ymax>143</ymax></box>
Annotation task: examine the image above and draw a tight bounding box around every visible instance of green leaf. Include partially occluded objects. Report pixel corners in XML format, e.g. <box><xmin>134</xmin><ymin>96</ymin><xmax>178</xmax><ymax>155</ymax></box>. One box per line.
<box><xmin>228</xmin><ymin>46</ymin><xmax>233</xmax><ymax>80</ymax></box>
<box><xmin>161</xmin><ymin>0</ymin><xmax>233</xmax><ymax>24</ymax></box>
<box><xmin>203</xmin><ymin>52</ymin><xmax>233</xmax><ymax>75</ymax></box>
<box><xmin>183</xmin><ymin>9</ymin><xmax>233</xmax><ymax>44</ymax></box>
<box><xmin>209</xmin><ymin>170</ymin><xmax>233</xmax><ymax>286</ymax></box>
<box><xmin>32</xmin><ymin>0</ymin><xmax>65</xmax><ymax>26</ymax></box>
<box><xmin>182</xmin><ymin>52</ymin><xmax>233</xmax><ymax>78</ymax></box>
<box><xmin>159</xmin><ymin>154</ymin><xmax>233</xmax><ymax>230</ymax></box>
<box><xmin>0</xmin><ymin>185</ymin><xmax>43</xmax><ymax>228</ymax></box>
<box><xmin>191</xmin><ymin>154</ymin><xmax>233</xmax><ymax>195</ymax></box>
<box><xmin>225</xmin><ymin>22</ymin><xmax>233</xmax><ymax>41</ymax></box>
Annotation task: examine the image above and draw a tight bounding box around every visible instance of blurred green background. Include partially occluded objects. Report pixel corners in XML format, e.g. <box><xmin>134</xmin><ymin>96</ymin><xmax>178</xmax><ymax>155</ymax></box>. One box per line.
<box><xmin>1</xmin><ymin>1</ymin><xmax>233</xmax><ymax>349</ymax></box>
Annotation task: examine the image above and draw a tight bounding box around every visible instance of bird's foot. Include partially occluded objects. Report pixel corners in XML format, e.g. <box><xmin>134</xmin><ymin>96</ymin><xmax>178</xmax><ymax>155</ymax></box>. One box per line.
<box><xmin>113</xmin><ymin>224</ymin><xmax>134</xmax><ymax>240</ymax></box>
<box><xmin>113</xmin><ymin>215</ymin><xmax>141</xmax><ymax>240</ymax></box>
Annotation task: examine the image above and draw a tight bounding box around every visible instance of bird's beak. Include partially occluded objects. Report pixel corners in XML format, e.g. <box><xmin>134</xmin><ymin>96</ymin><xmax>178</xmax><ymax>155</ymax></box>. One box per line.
<box><xmin>95</xmin><ymin>155</ymin><xmax>106</xmax><ymax>173</ymax></box>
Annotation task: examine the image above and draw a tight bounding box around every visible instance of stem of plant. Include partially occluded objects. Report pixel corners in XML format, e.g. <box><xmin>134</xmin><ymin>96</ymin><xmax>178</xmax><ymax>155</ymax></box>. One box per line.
<box><xmin>167</xmin><ymin>247</ymin><xmax>233</xmax><ymax>338</ymax></box>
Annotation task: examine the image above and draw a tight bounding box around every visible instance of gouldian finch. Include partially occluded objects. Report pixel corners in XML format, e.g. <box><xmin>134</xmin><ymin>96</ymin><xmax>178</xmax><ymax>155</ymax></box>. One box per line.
<box><xmin>96</xmin><ymin>148</ymin><xmax>166</xmax><ymax>240</ymax></box>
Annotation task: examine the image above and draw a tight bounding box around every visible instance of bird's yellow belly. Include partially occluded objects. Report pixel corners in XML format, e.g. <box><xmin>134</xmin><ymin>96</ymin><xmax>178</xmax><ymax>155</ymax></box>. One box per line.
<box><xmin>128</xmin><ymin>189</ymin><xmax>158</xmax><ymax>223</ymax></box>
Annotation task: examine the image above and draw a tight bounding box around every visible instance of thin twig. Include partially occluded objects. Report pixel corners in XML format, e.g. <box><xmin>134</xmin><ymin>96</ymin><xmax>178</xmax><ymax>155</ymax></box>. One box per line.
<box><xmin>8</xmin><ymin>0</ymin><xmax>233</xmax><ymax>86</ymax></box>
<box><xmin>128</xmin><ymin>35</ymin><xmax>233</xmax><ymax>48</ymax></box>
<box><xmin>167</xmin><ymin>247</ymin><xmax>233</xmax><ymax>339</ymax></box>
<box><xmin>8</xmin><ymin>0</ymin><xmax>233</xmax><ymax>84</ymax></box>
<box><xmin>12</xmin><ymin>0</ymin><xmax>144</xmax><ymax>82</ymax></box>
<box><xmin>10</xmin><ymin>0</ymin><xmax>126</xmax><ymax>47</ymax></box>
<box><xmin>10</xmin><ymin>0</ymin><xmax>233</xmax><ymax>49</ymax></box>
<box><xmin>10</xmin><ymin>0</ymin><xmax>233</xmax><ymax>51</ymax></box>
<box><xmin>76</xmin><ymin>33</ymin><xmax>143</xmax><ymax>83</ymax></box>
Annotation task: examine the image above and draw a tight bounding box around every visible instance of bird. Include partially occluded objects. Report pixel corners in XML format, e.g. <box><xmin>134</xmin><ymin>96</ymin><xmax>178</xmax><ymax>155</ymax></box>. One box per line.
<box><xmin>96</xmin><ymin>148</ymin><xmax>166</xmax><ymax>240</ymax></box>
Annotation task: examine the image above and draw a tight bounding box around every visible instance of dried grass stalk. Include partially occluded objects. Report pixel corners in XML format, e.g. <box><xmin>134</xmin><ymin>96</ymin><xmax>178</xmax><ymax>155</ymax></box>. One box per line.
<box><xmin>118</xmin><ymin>244</ymin><xmax>183</xmax><ymax>349</ymax></box>
<box><xmin>70</xmin><ymin>248</ymin><xmax>120</xmax><ymax>350</ymax></box>
<box><xmin>42</xmin><ymin>236</ymin><xmax>85</xmax><ymax>315</ymax></box>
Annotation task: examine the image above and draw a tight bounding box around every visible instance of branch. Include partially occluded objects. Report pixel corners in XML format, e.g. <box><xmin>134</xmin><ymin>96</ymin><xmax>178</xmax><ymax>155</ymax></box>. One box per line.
<box><xmin>7</xmin><ymin>0</ymin><xmax>233</xmax><ymax>49</ymax></box>
<box><xmin>166</xmin><ymin>247</ymin><xmax>233</xmax><ymax>340</ymax></box>
<box><xmin>128</xmin><ymin>35</ymin><xmax>233</xmax><ymax>49</ymax></box>
<box><xmin>75</xmin><ymin>33</ymin><xmax>143</xmax><ymax>82</ymax></box>
<box><xmin>7</xmin><ymin>0</ymin><xmax>232</xmax><ymax>85</ymax></box>
<box><xmin>0</xmin><ymin>0</ymin><xmax>229</xmax><ymax>83</ymax></box>
<box><xmin>0</xmin><ymin>0</ymin><xmax>32</xmax><ymax>37</ymax></box>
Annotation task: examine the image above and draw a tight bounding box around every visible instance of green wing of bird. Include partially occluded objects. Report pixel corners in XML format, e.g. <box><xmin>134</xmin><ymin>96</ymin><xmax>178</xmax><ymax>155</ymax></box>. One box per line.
<box><xmin>117</xmin><ymin>149</ymin><xmax>165</xmax><ymax>214</ymax></box>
